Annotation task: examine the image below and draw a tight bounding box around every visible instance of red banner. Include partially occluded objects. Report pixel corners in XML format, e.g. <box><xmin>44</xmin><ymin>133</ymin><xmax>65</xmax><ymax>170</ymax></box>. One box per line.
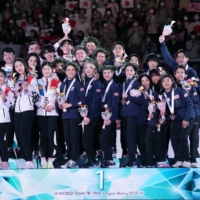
<box><xmin>188</xmin><ymin>2</ymin><xmax>200</xmax><ymax>12</ymax></box>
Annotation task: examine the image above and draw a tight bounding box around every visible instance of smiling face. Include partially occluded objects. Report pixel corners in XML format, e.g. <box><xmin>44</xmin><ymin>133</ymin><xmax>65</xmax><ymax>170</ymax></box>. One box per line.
<box><xmin>42</xmin><ymin>65</ymin><xmax>52</xmax><ymax>78</ymax></box>
<box><xmin>141</xmin><ymin>76</ymin><xmax>150</xmax><ymax>90</ymax></box>
<box><xmin>65</xmin><ymin>65</ymin><xmax>76</xmax><ymax>80</ymax></box>
<box><xmin>125</xmin><ymin>66</ymin><xmax>135</xmax><ymax>79</ymax></box>
<box><xmin>3</xmin><ymin>52</ymin><xmax>15</xmax><ymax>65</ymax></box>
<box><xmin>75</xmin><ymin>49</ymin><xmax>87</xmax><ymax>62</ymax></box>
<box><xmin>103</xmin><ymin>69</ymin><xmax>114</xmax><ymax>81</ymax></box>
<box><xmin>44</xmin><ymin>51</ymin><xmax>55</xmax><ymax>62</ymax></box>
<box><xmin>175</xmin><ymin>68</ymin><xmax>186</xmax><ymax>82</ymax></box>
<box><xmin>129</xmin><ymin>56</ymin><xmax>139</xmax><ymax>66</ymax></box>
<box><xmin>96</xmin><ymin>52</ymin><xmax>106</xmax><ymax>66</ymax></box>
<box><xmin>151</xmin><ymin>75</ymin><xmax>160</xmax><ymax>84</ymax></box>
<box><xmin>162</xmin><ymin>77</ymin><xmax>173</xmax><ymax>91</ymax></box>
<box><xmin>148</xmin><ymin>60</ymin><xmax>158</xmax><ymax>70</ymax></box>
<box><xmin>84</xmin><ymin>63</ymin><xmax>95</xmax><ymax>77</ymax></box>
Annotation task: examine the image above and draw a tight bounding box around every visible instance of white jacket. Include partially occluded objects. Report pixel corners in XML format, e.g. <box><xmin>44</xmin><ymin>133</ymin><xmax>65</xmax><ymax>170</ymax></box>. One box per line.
<box><xmin>1</xmin><ymin>64</ymin><xmax>12</xmax><ymax>77</ymax></box>
<box><xmin>36</xmin><ymin>77</ymin><xmax>61</xmax><ymax>116</ymax></box>
<box><xmin>0</xmin><ymin>84</ymin><xmax>14</xmax><ymax>123</ymax></box>
<box><xmin>15</xmin><ymin>75</ymin><xmax>39</xmax><ymax>113</ymax></box>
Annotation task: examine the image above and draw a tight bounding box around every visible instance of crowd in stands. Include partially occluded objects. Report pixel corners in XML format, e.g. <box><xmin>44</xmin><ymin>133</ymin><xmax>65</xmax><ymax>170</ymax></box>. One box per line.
<box><xmin>0</xmin><ymin>0</ymin><xmax>200</xmax><ymax>62</ymax></box>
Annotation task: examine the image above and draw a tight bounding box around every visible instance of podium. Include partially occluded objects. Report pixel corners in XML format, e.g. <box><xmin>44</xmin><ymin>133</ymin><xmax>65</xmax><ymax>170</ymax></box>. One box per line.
<box><xmin>0</xmin><ymin>165</ymin><xmax>200</xmax><ymax>199</ymax></box>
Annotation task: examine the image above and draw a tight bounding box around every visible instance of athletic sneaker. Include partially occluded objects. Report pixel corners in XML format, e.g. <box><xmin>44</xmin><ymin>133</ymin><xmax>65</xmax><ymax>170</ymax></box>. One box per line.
<box><xmin>112</xmin><ymin>148</ymin><xmax>117</xmax><ymax>158</ymax></box>
<box><xmin>19</xmin><ymin>161</ymin><xmax>35</xmax><ymax>169</ymax></box>
<box><xmin>157</xmin><ymin>162</ymin><xmax>170</xmax><ymax>168</ymax></box>
<box><xmin>147</xmin><ymin>165</ymin><xmax>155</xmax><ymax>168</ymax></box>
<box><xmin>103</xmin><ymin>160</ymin><xmax>116</xmax><ymax>168</ymax></box>
<box><xmin>67</xmin><ymin>160</ymin><xmax>78</xmax><ymax>168</ymax></box>
<box><xmin>123</xmin><ymin>161</ymin><xmax>137</xmax><ymax>168</ymax></box>
<box><xmin>47</xmin><ymin>161</ymin><xmax>54</xmax><ymax>169</ymax></box>
<box><xmin>41</xmin><ymin>160</ymin><xmax>47</xmax><ymax>169</ymax></box>
<box><xmin>80</xmin><ymin>152</ymin><xmax>87</xmax><ymax>159</ymax></box>
<box><xmin>182</xmin><ymin>161</ymin><xmax>191</xmax><ymax>168</ymax></box>
<box><xmin>96</xmin><ymin>150</ymin><xmax>104</xmax><ymax>158</ymax></box>
<box><xmin>191</xmin><ymin>163</ymin><xmax>198</xmax><ymax>168</ymax></box>
<box><xmin>83</xmin><ymin>159</ymin><xmax>100</xmax><ymax>168</ymax></box>
<box><xmin>8</xmin><ymin>149</ymin><xmax>16</xmax><ymax>159</ymax></box>
<box><xmin>172</xmin><ymin>161</ymin><xmax>182</xmax><ymax>168</ymax></box>
<box><xmin>0</xmin><ymin>162</ymin><xmax>10</xmax><ymax>170</ymax></box>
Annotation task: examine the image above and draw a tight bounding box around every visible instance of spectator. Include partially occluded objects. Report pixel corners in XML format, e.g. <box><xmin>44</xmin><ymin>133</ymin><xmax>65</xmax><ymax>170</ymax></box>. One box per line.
<box><xmin>188</xmin><ymin>13</ymin><xmax>200</xmax><ymax>37</ymax></box>
<box><xmin>141</xmin><ymin>35</ymin><xmax>157</xmax><ymax>63</ymax></box>
<box><xmin>106</xmin><ymin>0</ymin><xmax>119</xmax><ymax>19</ymax></box>
<box><xmin>73</xmin><ymin>14</ymin><xmax>91</xmax><ymax>36</ymax></box>
<box><xmin>146</xmin><ymin>6</ymin><xmax>160</xmax><ymax>42</ymax></box>
<box><xmin>158</xmin><ymin>1</ymin><xmax>167</xmax><ymax>28</ymax></box>
<box><xmin>127</xmin><ymin>20</ymin><xmax>144</xmax><ymax>55</ymax></box>
<box><xmin>186</xmin><ymin>31</ymin><xmax>200</xmax><ymax>59</ymax></box>
<box><xmin>166</xmin><ymin>31</ymin><xmax>185</xmax><ymax>57</ymax></box>
<box><xmin>99</xmin><ymin>20</ymin><xmax>116</xmax><ymax>54</ymax></box>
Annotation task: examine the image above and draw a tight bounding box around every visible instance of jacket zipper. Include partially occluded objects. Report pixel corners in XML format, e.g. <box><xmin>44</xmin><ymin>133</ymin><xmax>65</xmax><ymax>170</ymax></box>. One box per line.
<box><xmin>28</xmin><ymin>97</ymin><xmax>31</xmax><ymax>106</ymax></box>
<box><xmin>2</xmin><ymin>108</ymin><xmax>5</xmax><ymax>117</ymax></box>
<box><xmin>18</xmin><ymin>97</ymin><xmax>21</xmax><ymax>112</ymax></box>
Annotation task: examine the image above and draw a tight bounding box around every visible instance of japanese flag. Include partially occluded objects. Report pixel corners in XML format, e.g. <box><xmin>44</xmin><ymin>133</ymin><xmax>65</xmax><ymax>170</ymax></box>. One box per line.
<box><xmin>121</xmin><ymin>0</ymin><xmax>133</xmax><ymax>8</ymax></box>
<box><xmin>65</xmin><ymin>1</ymin><xmax>77</xmax><ymax>11</ymax></box>
<box><xmin>16</xmin><ymin>19</ymin><xmax>27</xmax><ymax>28</ymax></box>
<box><xmin>79</xmin><ymin>0</ymin><xmax>91</xmax><ymax>9</ymax></box>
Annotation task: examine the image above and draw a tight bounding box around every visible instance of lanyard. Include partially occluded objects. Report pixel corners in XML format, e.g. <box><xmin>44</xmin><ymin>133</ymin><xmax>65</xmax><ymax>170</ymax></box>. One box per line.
<box><xmin>64</xmin><ymin>78</ymin><xmax>76</xmax><ymax>101</ymax></box>
<box><xmin>115</xmin><ymin>67</ymin><xmax>122</xmax><ymax>76</ymax></box>
<box><xmin>123</xmin><ymin>79</ymin><xmax>135</xmax><ymax>95</ymax></box>
<box><xmin>164</xmin><ymin>89</ymin><xmax>174</xmax><ymax>114</ymax></box>
<box><xmin>102</xmin><ymin>79</ymin><xmax>113</xmax><ymax>102</ymax></box>
<box><xmin>185</xmin><ymin>64</ymin><xmax>189</xmax><ymax>71</ymax></box>
<box><xmin>85</xmin><ymin>78</ymin><xmax>94</xmax><ymax>97</ymax></box>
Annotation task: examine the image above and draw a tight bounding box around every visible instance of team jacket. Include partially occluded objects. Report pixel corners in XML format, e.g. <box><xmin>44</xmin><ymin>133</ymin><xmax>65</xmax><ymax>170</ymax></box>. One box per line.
<box><xmin>106</xmin><ymin>59</ymin><xmax>126</xmax><ymax>83</ymax></box>
<box><xmin>137</xmin><ymin>89</ymin><xmax>158</xmax><ymax>126</ymax></box>
<box><xmin>101</xmin><ymin>79</ymin><xmax>120</xmax><ymax>121</ymax></box>
<box><xmin>84</xmin><ymin>77</ymin><xmax>102</xmax><ymax>119</ymax></box>
<box><xmin>0</xmin><ymin>84</ymin><xmax>14</xmax><ymax>122</ymax></box>
<box><xmin>14</xmin><ymin>75</ymin><xmax>39</xmax><ymax>113</ymax></box>
<box><xmin>36</xmin><ymin>77</ymin><xmax>61</xmax><ymax>116</ymax></box>
<box><xmin>60</xmin><ymin>78</ymin><xmax>86</xmax><ymax>119</ymax></box>
<box><xmin>162</xmin><ymin>87</ymin><xmax>194</xmax><ymax>122</ymax></box>
<box><xmin>160</xmin><ymin>42</ymin><xmax>198</xmax><ymax>79</ymax></box>
<box><xmin>1</xmin><ymin>64</ymin><xmax>12</xmax><ymax>77</ymax></box>
<box><xmin>119</xmin><ymin>79</ymin><xmax>145</xmax><ymax>118</ymax></box>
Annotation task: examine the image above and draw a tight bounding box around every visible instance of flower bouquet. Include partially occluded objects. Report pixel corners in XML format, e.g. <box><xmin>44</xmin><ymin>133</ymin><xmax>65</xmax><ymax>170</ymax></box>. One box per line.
<box><xmin>78</xmin><ymin>102</ymin><xmax>88</xmax><ymax>131</ymax></box>
<box><xmin>29</xmin><ymin>66</ymin><xmax>38</xmax><ymax>77</ymax></box>
<box><xmin>56</xmin><ymin>89</ymin><xmax>66</xmax><ymax>112</ymax></box>
<box><xmin>158</xmin><ymin>67</ymin><xmax>166</xmax><ymax>76</ymax></box>
<box><xmin>130</xmin><ymin>85</ymin><xmax>144</xmax><ymax>97</ymax></box>
<box><xmin>162</xmin><ymin>21</ymin><xmax>176</xmax><ymax>36</ymax></box>
<box><xmin>147</xmin><ymin>96</ymin><xmax>157</xmax><ymax>121</ymax></box>
<box><xmin>114</xmin><ymin>53</ymin><xmax>127</xmax><ymax>67</ymax></box>
<box><xmin>181</xmin><ymin>78</ymin><xmax>196</xmax><ymax>91</ymax></box>
<box><xmin>62</xmin><ymin>18</ymin><xmax>71</xmax><ymax>35</ymax></box>
<box><xmin>156</xmin><ymin>99</ymin><xmax>166</xmax><ymax>131</ymax></box>
<box><xmin>101</xmin><ymin>104</ymin><xmax>112</xmax><ymax>129</ymax></box>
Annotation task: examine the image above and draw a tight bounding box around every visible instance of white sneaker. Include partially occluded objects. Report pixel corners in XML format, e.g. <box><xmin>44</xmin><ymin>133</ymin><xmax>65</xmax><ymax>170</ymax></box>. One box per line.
<box><xmin>182</xmin><ymin>161</ymin><xmax>191</xmax><ymax>168</ymax></box>
<box><xmin>191</xmin><ymin>163</ymin><xmax>198</xmax><ymax>168</ymax></box>
<box><xmin>47</xmin><ymin>161</ymin><xmax>54</xmax><ymax>169</ymax></box>
<box><xmin>19</xmin><ymin>161</ymin><xmax>35</xmax><ymax>169</ymax></box>
<box><xmin>41</xmin><ymin>160</ymin><xmax>47</xmax><ymax>169</ymax></box>
<box><xmin>67</xmin><ymin>159</ymin><xmax>78</xmax><ymax>168</ymax></box>
<box><xmin>172</xmin><ymin>161</ymin><xmax>182</xmax><ymax>168</ymax></box>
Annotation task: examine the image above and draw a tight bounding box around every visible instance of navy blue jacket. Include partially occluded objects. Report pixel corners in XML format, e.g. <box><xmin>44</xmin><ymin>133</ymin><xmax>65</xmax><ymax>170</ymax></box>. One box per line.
<box><xmin>162</xmin><ymin>87</ymin><xmax>194</xmax><ymax>122</ymax></box>
<box><xmin>106</xmin><ymin>60</ymin><xmax>126</xmax><ymax>83</ymax></box>
<box><xmin>60</xmin><ymin>79</ymin><xmax>86</xmax><ymax>119</ymax></box>
<box><xmin>160</xmin><ymin>42</ymin><xmax>198</xmax><ymax>79</ymax></box>
<box><xmin>84</xmin><ymin>77</ymin><xmax>102</xmax><ymax>119</ymax></box>
<box><xmin>177</xmin><ymin>84</ymin><xmax>199</xmax><ymax>117</ymax></box>
<box><xmin>138</xmin><ymin>89</ymin><xmax>158</xmax><ymax>125</ymax></box>
<box><xmin>102</xmin><ymin>79</ymin><xmax>120</xmax><ymax>121</ymax></box>
<box><xmin>119</xmin><ymin>79</ymin><xmax>145</xmax><ymax>118</ymax></box>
